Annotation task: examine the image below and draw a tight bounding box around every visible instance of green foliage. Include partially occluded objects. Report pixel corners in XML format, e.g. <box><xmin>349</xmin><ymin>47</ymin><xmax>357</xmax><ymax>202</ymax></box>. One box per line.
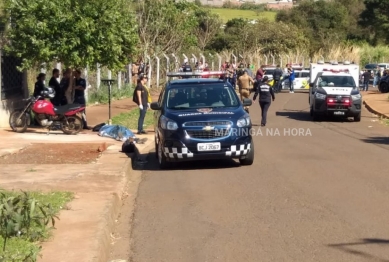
<box><xmin>359</xmin><ymin>0</ymin><xmax>389</xmax><ymax>45</ymax></box>
<box><xmin>276</xmin><ymin>0</ymin><xmax>351</xmax><ymax>55</ymax></box>
<box><xmin>221</xmin><ymin>1</ymin><xmax>267</xmax><ymax>11</ymax></box>
<box><xmin>208</xmin><ymin>18</ymin><xmax>308</xmax><ymax>54</ymax></box>
<box><xmin>3</xmin><ymin>0</ymin><xmax>138</xmax><ymax>71</ymax></box>
<box><xmin>112</xmin><ymin>108</ymin><xmax>154</xmax><ymax>130</ymax></box>
<box><xmin>0</xmin><ymin>190</ymin><xmax>73</xmax><ymax>261</ymax></box>
<box><xmin>194</xmin><ymin>8</ymin><xmax>223</xmax><ymax>51</ymax></box>
<box><xmin>135</xmin><ymin>0</ymin><xmax>199</xmax><ymax>55</ymax></box>
<box><xmin>87</xmin><ymin>84</ymin><xmax>135</xmax><ymax>105</ymax></box>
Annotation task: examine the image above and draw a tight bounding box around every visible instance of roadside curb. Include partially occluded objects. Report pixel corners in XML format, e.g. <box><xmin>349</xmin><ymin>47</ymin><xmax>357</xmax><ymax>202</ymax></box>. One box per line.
<box><xmin>363</xmin><ymin>99</ymin><xmax>389</xmax><ymax>119</ymax></box>
<box><xmin>94</xmin><ymin>144</ymin><xmax>133</xmax><ymax>262</ymax></box>
<box><xmin>95</xmin><ymin>138</ymin><xmax>154</xmax><ymax>262</ymax></box>
<box><xmin>0</xmin><ymin>144</ymin><xmax>30</xmax><ymax>158</ymax></box>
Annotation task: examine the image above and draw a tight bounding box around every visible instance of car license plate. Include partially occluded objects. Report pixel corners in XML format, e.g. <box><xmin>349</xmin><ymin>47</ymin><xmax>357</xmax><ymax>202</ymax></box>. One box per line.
<box><xmin>333</xmin><ymin>111</ymin><xmax>345</xmax><ymax>115</ymax></box>
<box><xmin>197</xmin><ymin>142</ymin><xmax>221</xmax><ymax>151</ymax></box>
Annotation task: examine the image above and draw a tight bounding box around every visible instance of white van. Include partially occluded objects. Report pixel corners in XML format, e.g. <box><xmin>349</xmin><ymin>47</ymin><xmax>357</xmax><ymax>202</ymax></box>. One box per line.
<box><xmin>378</xmin><ymin>63</ymin><xmax>389</xmax><ymax>70</ymax></box>
<box><xmin>282</xmin><ymin>70</ymin><xmax>310</xmax><ymax>90</ymax></box>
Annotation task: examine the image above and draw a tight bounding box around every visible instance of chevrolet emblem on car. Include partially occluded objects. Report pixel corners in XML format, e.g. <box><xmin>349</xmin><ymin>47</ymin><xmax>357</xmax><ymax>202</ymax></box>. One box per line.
<box><xmin>203</xmin><ymin>125</ymin><xmax>215</xmax><ymax>131</ymax></box>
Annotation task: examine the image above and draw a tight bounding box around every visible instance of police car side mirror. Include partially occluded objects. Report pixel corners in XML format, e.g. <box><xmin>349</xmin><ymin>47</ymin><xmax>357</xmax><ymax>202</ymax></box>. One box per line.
<box><xmin>150</xmin><ymin>102</ymin><xmax>161</xmax><ymax>110</ymax></box>
<box><xmin>242</xmin><ymin>98</ymin><xmax>252</xmax><ymax>107</ymax></box>
<box><xmin>309</xmin><ymin>83</ymin><xmax>314</xmax><ymax>87</ymax></box>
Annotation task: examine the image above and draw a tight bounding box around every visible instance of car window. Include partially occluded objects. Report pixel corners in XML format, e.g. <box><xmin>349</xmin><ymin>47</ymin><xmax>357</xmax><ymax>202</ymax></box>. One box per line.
<box><xmin>318</xmin><ymin>76</ymin><xmax>355</xmax><ymax>87</ymax></box>
<box><xmin>158</xmin><ymin>88</ymin><xmax>165</xmax><ymax>105</ymax></box>
<box><xmin>166</xmin><ymin>84</ymin><xmax>239</xmax><ymax>109</ymax></box>
<box><xmin>300</xmin><ymin>72</ymin><xmax>310</xmax><ymax>78</ymax></box>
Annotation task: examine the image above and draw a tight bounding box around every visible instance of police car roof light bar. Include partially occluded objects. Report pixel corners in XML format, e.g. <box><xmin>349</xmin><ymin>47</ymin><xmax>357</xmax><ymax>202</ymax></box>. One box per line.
<box><xmin>166</xmin><ymin>71</ymin><xmax>228</xmax><ymax>79</ymax></box>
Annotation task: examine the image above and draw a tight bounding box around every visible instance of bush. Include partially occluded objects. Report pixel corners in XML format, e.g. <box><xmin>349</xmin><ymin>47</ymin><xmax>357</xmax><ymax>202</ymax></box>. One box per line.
<box><xmin>0</xmin><ymin>190</ymin><xmax>73</xmax><ymax>262</ymax></box>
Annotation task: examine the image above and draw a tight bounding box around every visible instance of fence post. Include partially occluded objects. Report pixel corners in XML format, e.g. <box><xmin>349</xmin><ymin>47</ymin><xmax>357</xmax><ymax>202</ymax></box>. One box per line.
<box><xmin>126</xmin><ymin>64</ymin><xmax>131</xmax><ymax>83</ymax></box>
<box><xmin>231</xmin><ymin>53</ymin><xmax>236</xmax><ymax>64</ymax></box>
<box><xmin>216</xmin><ymin>53</ymin><xmax>221</xmax><ymax>70</ymax></box>
<box><xmin>96</xmin><ymin>63</ymin><xmax>101</xmax><ymax>89</ymax></box>
<box><xmin>172</xmin><ymin>53</ymin><xmax>178</xmax><ymax>70</ymax></box>
<box><xmin>200</xmin><ymin>53</ymin><xmax>205</xmax><ymax>65</ymax></box>
<box><xmin>239</xmin><ymin>54</ymin><xmax>244</xmax><ymax>62</ymax></box>
<box><xmin>183</xmin><ymin>53</ymin><xmax>188</xmax><ymax>63</ymax></box>
<box><xmin>191</xmin><ymin>54</ymin><xmax>197</xmax><ymax>64</ymax></box>
<box><xmin>107</xmin><ymin>70</ymin><xmax>112</xmax><ymax>80</ymax></box>
<box><xmin>155</xmin><ymin>55</ymin><xmax>160</xmax><ymax>88</ymax></box>
<box><xmin>271</xmin><ymin>54</ymin><xmax>275</xmax><ymax>65</ymax></box>
<box><xmin>286</xmin><ymin>55</ymin><xmax>290</xmax><ymax>65</ymax></box>
<box><xmin>163</xmin><ymin>53</ymin><xmax>169</xmax><ymax>82</ymax></box>
<box><xmin>279</xmin><ymin>55</ymin><xmax>283</xmax><ymax>67</ymax></box>
<box><xmin>117</xmin><ymin>71</ymin><xmax>122</xmax><ymax>89</ymax></box>
<box><xmin>209</xmin><ymin>53</ymin><xmax>214</xmax><ymax>70</ymax></box>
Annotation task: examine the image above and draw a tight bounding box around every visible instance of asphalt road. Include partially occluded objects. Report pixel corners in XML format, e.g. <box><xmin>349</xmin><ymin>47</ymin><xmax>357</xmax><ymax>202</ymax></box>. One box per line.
<box><xmin>129</xmin><ymin>91</ymin><xmax>389</xmax><ymax>262</ymax></box>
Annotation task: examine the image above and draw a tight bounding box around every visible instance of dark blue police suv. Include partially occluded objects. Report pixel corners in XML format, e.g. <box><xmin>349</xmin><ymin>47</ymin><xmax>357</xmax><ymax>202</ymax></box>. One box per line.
<box><xmin>150</xmin><ymin>71</ymin><xmax>254</xmax><ymax>169</ymax></box>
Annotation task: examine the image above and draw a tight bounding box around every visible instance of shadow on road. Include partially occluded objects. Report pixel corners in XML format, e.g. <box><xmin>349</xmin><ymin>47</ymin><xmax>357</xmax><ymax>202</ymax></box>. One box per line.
<box><xmin>276</xmin><ymin>110</ymin><xmax>366</xmax><ymax>123</ymax></box>
<box><xmin>361</xmin><ymin>136</ymin><xmax>389</xmax><ymax>145</ymax></box>
<box><xmin>132</xmin><ymin>151</ymin><xmax>240</xmax><ymax>171</ymax></box>
<box><xmin>327</xmin><ymin>238</ymin><xmax>389</xmax><ymax>262</ymax></box>
<box><xmin>275</xmin><ymin>110</ymin><xmax>312</xmax><ymax>122</ymax></box>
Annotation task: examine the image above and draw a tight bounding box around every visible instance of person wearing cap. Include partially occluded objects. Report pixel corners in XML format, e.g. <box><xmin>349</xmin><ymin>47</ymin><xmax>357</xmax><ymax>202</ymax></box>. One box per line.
<box><xmin>253</xmin><ymin>76</ymin><xmax>275</xmax><ymax>127</ymax></box>
<box><xmin>237</xmin><ymin>69</ymin><xmax>255</xmax><ymax>113</ymax></box>
<box><xmin>33</xmin><ymin>73</ymin><xmax>46</xmax><ymax>100</ymax></box>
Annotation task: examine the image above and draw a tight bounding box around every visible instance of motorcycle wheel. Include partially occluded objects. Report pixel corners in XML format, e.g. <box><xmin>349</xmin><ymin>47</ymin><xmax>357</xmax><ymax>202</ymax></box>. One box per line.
<box><xmin>9</xmin><ymin>110</ymin><xmax>28</xmax><ymax>133</ymax></box>
<box><xmin>61</xmin><ymin>115</ymin><xmax>83</xmax><ymax>135</ymax></box>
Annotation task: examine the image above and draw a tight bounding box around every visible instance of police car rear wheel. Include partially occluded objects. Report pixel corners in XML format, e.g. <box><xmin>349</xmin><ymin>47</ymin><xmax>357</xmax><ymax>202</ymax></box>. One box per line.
<box><xmin>239</xmin><ymin>140</ymin><xmax>254</xmax><ymax>166</ymax></box>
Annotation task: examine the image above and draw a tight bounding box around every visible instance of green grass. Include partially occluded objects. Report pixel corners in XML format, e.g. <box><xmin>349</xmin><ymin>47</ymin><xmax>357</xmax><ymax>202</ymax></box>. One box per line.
<box><xmin>87</xmin><ymin>84</ymin><xmax>135</xmax><ymax>105</ymax></box>
<box><xmin>209</xmin><ymin>8</ymin><xmax>276</xmax><ymax>23</ymax></box>
<box><xmin>111</xmin><ymin>107</ymin><xmax>154</xmax><ymax>131</ymax></box>
<box><xmin>0</xmin><ymin>191</ymin><xmax>73</xmax><ymax>261</ymax></box>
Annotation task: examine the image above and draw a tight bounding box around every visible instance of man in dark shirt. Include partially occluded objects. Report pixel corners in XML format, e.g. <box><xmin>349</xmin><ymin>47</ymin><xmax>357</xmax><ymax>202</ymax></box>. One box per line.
<box><xmin>74</xmin><ymin>69</ymin><xmax>90</xmax><ymax>129</ymax></box>
<box><xmin>272</xmin><ymin>65</ymin><xmax>283</xmax><ymax>93</ymax></box>
<box><xmin>253</xmin><ymin>76</ymin><xmax>275</xmax><ymax>126</ymax></box>
<box><xmin>134</xmin><ymin>75</ymin><xmax>149</xmax><ymax>134</ymax></box>
<box><xmin>362</xmin><ymin>70</ymin><xmax>371</xmax><ymax>91</ymax></box>
<box><xmin>48</xmin><ymin>68</ymin><xmax>63</xmax><ymax>106</ymax></box>
<box><xmin>33</xmin><ymin>73</ymin><xmax>46</xmax><ymax>100</ymax></box>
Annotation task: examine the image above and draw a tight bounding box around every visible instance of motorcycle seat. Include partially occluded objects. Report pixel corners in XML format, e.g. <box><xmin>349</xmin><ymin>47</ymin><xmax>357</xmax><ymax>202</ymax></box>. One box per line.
<box><xmin>54</xmin><ymin>104</ymin><xmax>83</xmax><ymax>114</ymax></box>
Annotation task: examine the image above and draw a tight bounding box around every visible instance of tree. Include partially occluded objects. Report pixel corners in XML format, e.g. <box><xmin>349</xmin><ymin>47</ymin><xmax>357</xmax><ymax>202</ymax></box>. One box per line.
<box><xmin>276</xmin><ymin>0</ymin><xmax>351</xmax><ymax>56</ymax></box>
<box><xmin>3</xmin><ymin>0</ymin><xmax>139</xmax><ymax>71</ymax></box>
<box><xmin>359</xmin><ymin>0</ymin><xmax>389</xmax><ymax>45</ymax></box>
<box><xmin>135</xmin><ymin>0</ymin><xmax>198</xmax><ymax>55</ymax></box>
<box><xmin>194</xmin><ymin>9</ymin><xmax>222</xmax><ymax>51</ymax></box>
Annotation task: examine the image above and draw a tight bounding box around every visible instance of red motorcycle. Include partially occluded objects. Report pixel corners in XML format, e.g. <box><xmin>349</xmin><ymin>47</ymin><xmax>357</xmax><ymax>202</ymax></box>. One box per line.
<box><xmin>9</xmin><ymin>88</ymin><xmax>85</xmax><ymax>135</ymax></box>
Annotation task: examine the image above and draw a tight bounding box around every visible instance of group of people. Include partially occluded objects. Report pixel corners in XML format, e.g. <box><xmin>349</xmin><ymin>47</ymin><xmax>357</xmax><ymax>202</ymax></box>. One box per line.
<box><xmin>33</xmin><ymin>68</ymin><xmax>89</xmax><ymax>129</ymax></box>
<box><xmin>361</xmin><ymin>66</ymin><xmax>388</xmax><ymax>91</ymax></box>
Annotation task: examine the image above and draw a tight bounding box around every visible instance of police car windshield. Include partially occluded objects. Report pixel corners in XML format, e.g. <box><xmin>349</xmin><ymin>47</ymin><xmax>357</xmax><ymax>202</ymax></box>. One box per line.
<box><xmin>166</xmin><ymin>84</ymin><xmax>239</xmax><ymax>110</ymax></box>
<box><xmin>318</xmin><ymin>76</ymin><xmax>356</xmax><ymax>87</ymax></box>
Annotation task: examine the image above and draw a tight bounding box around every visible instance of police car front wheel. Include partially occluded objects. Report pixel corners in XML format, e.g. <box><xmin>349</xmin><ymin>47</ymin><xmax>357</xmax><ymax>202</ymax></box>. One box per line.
<box><xmin>157</xmin><ymin>140</ymin><xmax>172</xmax><ymax>169</ymax></box>
<box><xmin>239</xmin><ymin>140</ymin><xmax>254</xmax><ymax>166</ymax></box>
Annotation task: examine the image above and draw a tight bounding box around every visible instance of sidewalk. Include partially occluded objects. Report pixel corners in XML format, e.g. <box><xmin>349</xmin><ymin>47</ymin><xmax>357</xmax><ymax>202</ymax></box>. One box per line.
<box><xmin>362</xmin><ymin>91</ymin><xmax>389</xmax><ymax>118</ymax></box>
<box><xmin>0</xmin><ymin>130</ymin><xmax>155</xmax><ymax>262</ymax></box>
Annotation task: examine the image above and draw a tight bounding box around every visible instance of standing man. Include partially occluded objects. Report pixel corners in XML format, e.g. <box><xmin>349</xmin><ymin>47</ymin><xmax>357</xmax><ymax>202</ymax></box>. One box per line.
<box><xmin>287</xmin><ymin>64</ymin><xmax>295</xmax><ymax>93</ymax></box>
<box><xmin>49</xmin><ymin>69</ymin><xmax>63</xmax><ymax>106</ymax></box>
<box><xmin>74</xmin><ymin>69</ymin><xmax>90</xmax><ymax>130</ymax></box>
<box><xmin>33</xmin><ymin>73</ymin><xmax>46</xmax><ymax>100</ymax></box>
<box><xmin>180</xmin><ymin>59</ymin><xmax>192</xmax><ymax>78</ymax></box>
<box><xmin>362</xmin><ymin>70</ymin><xmax>371</xmax><ymax>91</ymax></box>
<box><xmin>237</xmin><ymin>69</ymin><xmax>255</xmax><ymax>113</ymax></box>
<box><xmin>253</xmin><ymin>76</ymin><xmax>275</xmax><ymax>127</ymax></box>
<box><xmin>272</xmin><ymin>65</ymin><xmax>283</xmax><ymax>93</ymax></box>
<box><xmin>135</xmin><ymin>75</ymin><xmax>149</xmax><ymax>134</ymax></box>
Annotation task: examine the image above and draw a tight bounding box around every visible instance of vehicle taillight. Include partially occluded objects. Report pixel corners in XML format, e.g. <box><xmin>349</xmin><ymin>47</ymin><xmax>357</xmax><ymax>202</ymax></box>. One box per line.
<box><xmin>327</xmin><ymin>98</ymin><xmax>335</xmax><ymax>104</ymax></box>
